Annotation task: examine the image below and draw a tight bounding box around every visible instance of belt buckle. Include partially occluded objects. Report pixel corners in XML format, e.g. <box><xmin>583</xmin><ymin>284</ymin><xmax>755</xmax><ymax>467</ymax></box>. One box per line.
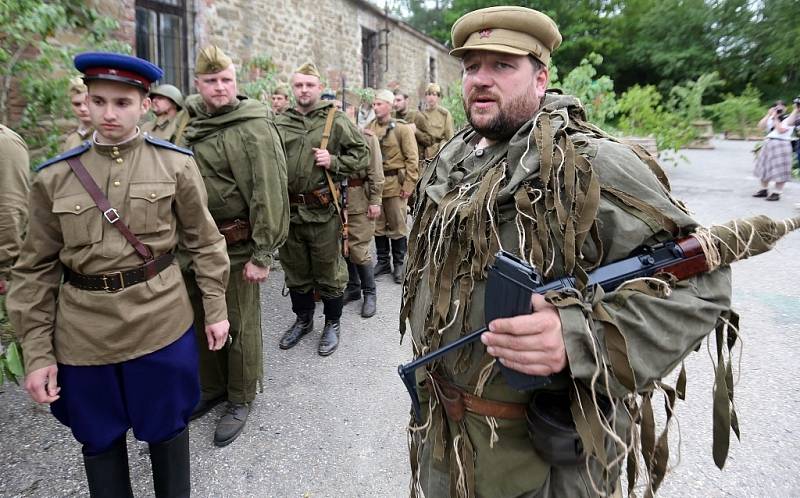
<box><xmin>102</xmin><ymin>271</ymin><xmax>125</xmax><ymax>292</ymax></box>
<box><xmin>103</xmin><ymin>208</ymin><xmax>120</xmax><ymax>224</ymax></box>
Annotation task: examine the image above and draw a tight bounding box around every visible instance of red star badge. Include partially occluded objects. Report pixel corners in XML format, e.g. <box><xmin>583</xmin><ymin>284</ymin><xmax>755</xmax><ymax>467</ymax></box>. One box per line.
<box><xmin>479</xmin><ymin>29</ymin><xmax>492</xmax><ymax>39</ymax></box>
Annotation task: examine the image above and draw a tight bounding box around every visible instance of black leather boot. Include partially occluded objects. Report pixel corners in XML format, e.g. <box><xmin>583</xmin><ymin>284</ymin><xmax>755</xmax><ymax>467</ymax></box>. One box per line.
<box><xmin>343</xmin><ymin>259</ymin><xmax>362</xmax><ymax>304</ymax></box>
<box><xmin>83</xmin><ymin>437</ymin><xmax>134</xmax><ymax>498</ymax></box>
<box><xmin>279</xmin><ymin>290</ymin><xmax>315</xmax><ymax>349</ymax></box>
<box><xmin>149</xmin><ymin>427</ymin><xmax>190</xmax><ymax>498</ymax></box>
<box><xmin>319</xmin><ymin>296</ymin><xmax>343</xmax><ymax>356</ymax></box>
<box><xmin>391</xmin><ymin>237</ymin><xmax>407</xmax><ymax>284</ymax></box>
<box><xmin>374</xmin><ymin>235</ymin><xmax>392</xmax><ymax>276</ymax></box>
<box><xmin>356</xmin><ymin>263</ymin><xmax>377</xmax><ymax>318</ymax></box>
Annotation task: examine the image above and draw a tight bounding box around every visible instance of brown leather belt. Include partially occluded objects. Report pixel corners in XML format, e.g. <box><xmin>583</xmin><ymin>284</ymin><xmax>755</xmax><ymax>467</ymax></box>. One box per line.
<box><xmin>431</xmin><ymin>374</ymin><xmax>527</xmax><ymax>422</ymax></box>
<box><xmin>289</xmin><ymin>185</ymin><xmax>338</xmax><ymax>207</ymax></box>
<box><xmin>384</xmin><ymin>169</ymin><xmax>401</xmax><ymax>177</ymax></box>
<box><xmin>64</xmin><ymin>253</ymin><xmax>175</xmax><ymax>292</ymax></box>
<box><xmin>217</xmin><ymin>218</ymin><xmax>251</xmax><ymax>245</ymax></box>
<box><xmin>348</xmin><ymin>178</ymin><xmax>365</xmax><ymax>187</ymax></box>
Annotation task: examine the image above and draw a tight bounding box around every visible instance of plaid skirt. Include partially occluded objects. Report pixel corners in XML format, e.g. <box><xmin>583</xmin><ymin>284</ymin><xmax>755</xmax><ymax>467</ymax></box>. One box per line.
<box><xmin>754</xmin><ymin>138</ymin><xmax>793</xmax><ymax>182</ymax></box>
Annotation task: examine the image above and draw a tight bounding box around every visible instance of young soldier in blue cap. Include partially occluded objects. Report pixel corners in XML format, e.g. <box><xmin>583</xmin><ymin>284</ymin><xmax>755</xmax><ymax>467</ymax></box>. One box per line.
<box><xmin>7</xmin><ymin>52</ymin><xmax>231</xmax><ymax>497</ymax></box>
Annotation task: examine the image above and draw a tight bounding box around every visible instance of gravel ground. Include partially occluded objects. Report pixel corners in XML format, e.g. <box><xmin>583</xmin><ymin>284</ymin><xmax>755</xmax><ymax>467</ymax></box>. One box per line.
<box><xmin>1</xmin><ymin>139</ymin><xmax>798</xmax><ymax>497</ymax></box>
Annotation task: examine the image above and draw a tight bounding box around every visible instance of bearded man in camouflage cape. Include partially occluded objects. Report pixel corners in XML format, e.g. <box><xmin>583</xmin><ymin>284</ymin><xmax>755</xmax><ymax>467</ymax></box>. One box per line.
<box><xmin>401</xmin><ymin>7</ymin><xmax>733</xmax><ymax>498</ymax></box>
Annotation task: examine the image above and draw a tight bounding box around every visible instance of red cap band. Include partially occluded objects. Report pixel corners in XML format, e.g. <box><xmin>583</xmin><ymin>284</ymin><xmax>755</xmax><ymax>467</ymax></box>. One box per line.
<box><xmin>84</xmin><ymin>67</ymin><xmax>152</xmax><ymax>90</ymax></box>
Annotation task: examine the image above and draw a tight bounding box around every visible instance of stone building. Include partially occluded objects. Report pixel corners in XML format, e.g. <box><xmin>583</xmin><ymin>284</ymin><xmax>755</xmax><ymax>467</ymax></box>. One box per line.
<box><xmin>114</xmin><ymin>0</ymin><xmax>461</xmax><ymax>107</ymax></box>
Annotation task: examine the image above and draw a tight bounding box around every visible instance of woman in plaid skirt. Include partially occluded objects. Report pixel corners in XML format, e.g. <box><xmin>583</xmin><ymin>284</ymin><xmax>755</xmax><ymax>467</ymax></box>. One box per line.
<box><xmin>753</xmin><ymin>101</ymin><xmax>794</xmax><ymax>201</ymax></box>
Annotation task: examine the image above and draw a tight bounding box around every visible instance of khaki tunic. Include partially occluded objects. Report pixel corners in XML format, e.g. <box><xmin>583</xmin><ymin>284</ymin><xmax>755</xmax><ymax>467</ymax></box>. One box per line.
<box><xmin>366</xmin><ymin>119</ymin><xmax>418</xmax><ymax>239</ymax></box>
<box><xmin>0</xmin><ymin>125</ymin><xmax>30</xmax><ymax>281</ymax></box>
<box><xmin>141</xmin><ymin>111</ymin><xmax>188</xmax><ymax>144</ymax></box>
<box><xmin>61</xmin><ymin>127</ymin><xmax>93</xmax><ymax>152</ymax></box>
<box><xmin>394</xmin><ymin>108</ymin><xmax>435</xmax><ymax>155</ymax></box>
<box><xmin>421</xmin><ymin>105</ymin><xmax>454</xmax><ymax>159</ymax></box>
<box><xmin>7</xmin><ymin>133</ymin><xmax>230</xmax><ymax>374</ymax></box>
<box><xmin>404</xmin><ymin>94</ymin><xmax>732</xmax><ymax>498</ymax></box>
<box><xmin>347</xmin><ymin>131</ymin><xmax>384</xmax><ymax>265</ymax></box>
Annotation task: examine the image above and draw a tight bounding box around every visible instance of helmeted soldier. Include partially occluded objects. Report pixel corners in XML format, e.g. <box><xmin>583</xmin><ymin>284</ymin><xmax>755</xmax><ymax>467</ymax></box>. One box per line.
<box><xmin>367</xmin><ymin>89</ymin><xmax>419</xmax><ymax>284</ymax></box>
<box><xmin>8</xmin><ymin>52</ymin><xmax>231</xmax><ymax>497</ymax></box>
<box><xmin>179</xmin><ymin>46</ymin><xmax>289</xmax><ymax>447</ymax></box>
<box><xmin>275</xmin><ymin>62</ymin><xmax>369</xmax><ymax>356</ymax></box>
<box><xmin>402</xmin><ymin>7</ymin><xmax>733</xmax><ymax>498</ymax></box>
<box><xmin>62</xmin><ymin>76</ymin><xmax>94</xmax><ymax>152</ymax></box>
<box><xmin>0</xmin><ymin>124</ymin><xmax>29</xmax><ymax>297</ymax></box>
<box><xmin>420</xmin><ymin>82</ymin><xmax>455</xmax><ymax>160</ymax></box>
<box><xmin>141</xmin><ymin>83</ymin><xmax>187</xmax><ymax>143</ymax></box>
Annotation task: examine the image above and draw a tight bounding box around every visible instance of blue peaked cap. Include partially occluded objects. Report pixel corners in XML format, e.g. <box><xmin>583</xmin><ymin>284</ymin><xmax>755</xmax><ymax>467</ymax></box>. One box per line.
<box><xmin>74</xmin><ymin>52</ymin><xmax>163</xmax><ymax>91</ymax></box>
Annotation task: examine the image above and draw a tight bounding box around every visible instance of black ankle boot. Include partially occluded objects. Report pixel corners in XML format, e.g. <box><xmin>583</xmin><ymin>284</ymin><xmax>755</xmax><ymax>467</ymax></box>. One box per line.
<box><xmin>83</xmin><ymin>437</ymin><xmax>134</xmax><ymax>498</ymax></box>
<box><xmin>150</xmin><ymin>428</ymin><xmax>190</xmax><ymax>498</ymax></box>
<box><xmin>356</xmin><ymin>263</ymin><xmax>377</xmax><ymax>318</ymax></box>
<box><xmin>391</xmin><ymin>237</ymin><xmax>407</xmax><ymax>284</ymax></box>
<box><xmin>280</xmin><ymin>290</ymin><xmax>315</xmax><ymax>349</ymax></box>
<box><xmin>374</xmin><ymin>236</ymin><xmax>392</xmax><ymax>276</ymax></box>
<box><xmin>343</xmin><ymin>259</ymin><xmax>362</xmax><ymax>304</ymax></box>
<box><xmin>319</xmin><ymin>296</ymin><xmax>343</xmax><ymax>356</ymax></box>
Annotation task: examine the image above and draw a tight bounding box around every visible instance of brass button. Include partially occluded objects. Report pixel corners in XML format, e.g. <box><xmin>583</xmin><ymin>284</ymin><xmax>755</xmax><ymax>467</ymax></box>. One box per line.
<box><xmin>112</xmin><ymin>146</ymin><xmax>119</xmax><ymax>152</ymax></box>
<box><xmin>115</xmin><ymin>158</ymin><xmax>123</xmax><ymax>164</ymax></box>
<box><xmin>112</xmin><ymin>150</ymin><xmax>120</xmax><ymax>157</ymax></box>
<box><xmin>75</xmin><ymin>205</ymin><xmax>81</xmax><ymax>211</ymax></box>
<box><xmin>113</xmin><ymin>180</ymin><xmax>121</xmax><ymax>187</ymax></box>
<box><xmin>150</xmin><ymin>193</ymin><xmax>157</xmax><ymax>199</ymax></box>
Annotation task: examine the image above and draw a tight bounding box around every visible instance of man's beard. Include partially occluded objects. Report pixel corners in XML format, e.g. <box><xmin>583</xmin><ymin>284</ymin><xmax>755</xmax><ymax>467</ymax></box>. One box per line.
<box><xmin>464</xmin><ymin>91</ymin><xmax>539</xmax><ymax>141</ymax></box>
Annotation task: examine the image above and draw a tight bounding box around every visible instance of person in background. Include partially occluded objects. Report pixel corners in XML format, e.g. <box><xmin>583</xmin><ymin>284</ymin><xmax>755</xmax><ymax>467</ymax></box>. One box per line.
<box><xmin>753</xmin><ymin>100</ymin><xmax>793</xmax><ymax>201</ymax></box>
<box><xmin>62</xmin><ymin>77</ymin><xmax>94</xmax><ymax>151</ymax></box>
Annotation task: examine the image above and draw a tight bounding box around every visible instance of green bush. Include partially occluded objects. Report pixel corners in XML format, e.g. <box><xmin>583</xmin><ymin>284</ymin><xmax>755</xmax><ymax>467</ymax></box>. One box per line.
<box><xmin>441</xmin><ymin>81</ymin><xmax>466</xmax><ymax>131</ymax></box>
<box><xmin>616</xmin><ymin>84</ymin><xmax>695</xmax><ymax>152</ymax></box>
<box><xmin>559</xmin><ymin>53</ymin><xmax>617</xmax><ymax>128</ymax></box>
<box><xmin>706</xmin><ymin>85</ymin><xmax>764</xmax><ymax>137</ymax></box>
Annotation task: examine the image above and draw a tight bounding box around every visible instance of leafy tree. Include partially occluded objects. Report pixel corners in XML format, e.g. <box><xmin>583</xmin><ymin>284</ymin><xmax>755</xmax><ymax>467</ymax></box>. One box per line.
<box><xmin>440</xmin><ymin>80</ymin><xmax>466</xmax><ymax>129</ymax></box>
<box><xmin>0</xmin><ymin>0</ymin><xmax>127</xmax><ymax>161</ymax></box>
<box><xmin>669</xmin><ymin>72</ymin><xmax>724</xmax><ymax>122</ymax></box>
<box><xmin>558</xmin><ymin>53</ymin><xmax>617</xmax><ymax>127</ymax></box>
<box><xmin>706</xmin><ymin>85</ymin><xmax>765</xmax><ymax>137</ymax></box>
<box><xmin>616</xmin><ymin>84</ymin><xmax>695</xmax><ymax>152</ymax></box>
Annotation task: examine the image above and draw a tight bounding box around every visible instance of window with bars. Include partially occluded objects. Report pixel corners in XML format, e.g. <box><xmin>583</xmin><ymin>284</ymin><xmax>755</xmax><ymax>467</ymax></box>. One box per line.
<box><xmin>135</xmin><ymin>0</ymin><xmax>189</xmax><ymax>92</ymax></box>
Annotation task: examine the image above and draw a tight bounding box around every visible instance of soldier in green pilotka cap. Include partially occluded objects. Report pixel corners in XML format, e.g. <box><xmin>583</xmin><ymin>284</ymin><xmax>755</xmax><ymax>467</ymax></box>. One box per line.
<box><xmin>61</xmin><ymin>77</ymin><xmax>94</xmax><ymax>152</ymax></box>
<box><xmin>274</xmin><ymin>62</ymin><xmax>368</xmax><ymax>356</ymax></box>
<box><xmin>141</xmin><ymin>84</ymin><xmax>187</xmax><ymax>143</ymax></box>
<box><xmin>401</xmin><ymin>6</ymin><xmax>733</xmax><ymax>498</ymax></box>
<box><xmin>367</xmin><ymin>89</ymin><xmax>419</xmax><ymax>284</ymax></box>
<box><xmin>271</xmin><ymin>84</ymin><xmax>291</xmax><ymax>115</ymax></box>
<box><xmin>420</xmin><ymin>82</ymin><xmax>454</xmax><ymax>160</ymax></box>
<box><xmin>179</xmin><ymin>45</ymin><xmax>289</xmax><ymax>447</ymax></box>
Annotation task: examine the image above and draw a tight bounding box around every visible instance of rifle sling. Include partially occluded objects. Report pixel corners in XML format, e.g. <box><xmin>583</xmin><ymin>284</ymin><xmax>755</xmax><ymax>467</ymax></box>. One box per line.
<box><xmin>65</xmin><ymin>156</ymin><xmax>154</xmax><ymax>263</ymax></box>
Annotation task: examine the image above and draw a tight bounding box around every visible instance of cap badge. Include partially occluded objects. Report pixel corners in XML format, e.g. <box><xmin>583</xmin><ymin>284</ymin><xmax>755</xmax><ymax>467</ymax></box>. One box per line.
<box><xmin>109</xmin><ymin>69</ymin><xmax>118</xmax><ymax>75</ymax></box>
<box><xmin>479</xmin><ymin>29</ymin><xmax>493</xmax><ymax>39</ymax></box>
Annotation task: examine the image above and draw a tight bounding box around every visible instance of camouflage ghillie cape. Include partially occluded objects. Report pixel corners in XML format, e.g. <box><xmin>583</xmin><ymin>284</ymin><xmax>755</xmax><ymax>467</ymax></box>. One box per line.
<box><xmin>400</xmin><ymin>93</ymin><xmax>735</xmax><ymax>498</ymax></box>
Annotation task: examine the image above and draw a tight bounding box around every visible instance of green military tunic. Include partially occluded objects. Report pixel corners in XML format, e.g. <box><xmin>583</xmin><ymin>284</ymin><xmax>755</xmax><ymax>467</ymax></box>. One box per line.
<box><xmin>275</xmin><ymin>101</ymin><xmax>368</xmax><ymax>296</ymax></box>
<box><xmin>8</xmin><ymin>133</ymin><xmax>230</xmax><ymax>374</ymax></box>
<box><xmin>180</xmin><ymin>93</ymin><xmax>289</xmax><ymax>404</ymax></box>
<box><xmin>421</xmin><ymin>104</ymin><xmax>454</xmax><ymax>160</ymax></box>
<box><xmin>0</xmin><ymin>125</ymin><xmax>30</xmax><ymax>283</ymax></box>
<box><xmin>347</xmin><ymin>131</ymin><xmax>384</xmax><ymax>265</ymax></box>
<box><xmin>141</xmin><ymin>110</ymin><xmax>189</xmax><ymax>144</ymax></box>
<box><xmin>365</xmin><ymin>118</ymin><xmax>418</xmax><ymax>239</ymax></box>
<box><xmin>61</xmin><ymin>126</ymin><xmax>93</xmax><ymax>152</ymax></box>
<box><xmin>402</xmin><ymin>94</ymin><xmax>732</xmax><ymax>498</ymax></box>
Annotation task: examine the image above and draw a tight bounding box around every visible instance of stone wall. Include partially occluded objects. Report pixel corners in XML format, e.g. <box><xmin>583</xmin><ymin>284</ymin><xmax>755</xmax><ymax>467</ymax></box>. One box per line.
<box><xmin>193</xmin><ymin>0</ymin><xmax>461</xmax><ymax>108</ymax></box>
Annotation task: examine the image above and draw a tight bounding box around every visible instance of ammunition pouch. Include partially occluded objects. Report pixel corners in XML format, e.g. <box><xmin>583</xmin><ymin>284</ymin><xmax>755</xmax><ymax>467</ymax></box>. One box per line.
<box><xmin>289</xmin><ymin>185</ymin><xmax>340</xmax><ymax>208</ymax></box>
<box><xmin>526</xmin><ymin>390</ymin><xmax>612</xmax><ymax>467</ymax></box>
<box><xmin>217</xmin><ymin>219</ymin><xmax>251</xmax><ymax>246</ymax></box>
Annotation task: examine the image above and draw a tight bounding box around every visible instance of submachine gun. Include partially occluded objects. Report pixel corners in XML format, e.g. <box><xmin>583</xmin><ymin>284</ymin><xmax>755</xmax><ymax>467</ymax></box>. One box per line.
<box><xmin>398</xmin><ymin>215</ymin><xmax>800</xmax><ymax>421</ymax></box>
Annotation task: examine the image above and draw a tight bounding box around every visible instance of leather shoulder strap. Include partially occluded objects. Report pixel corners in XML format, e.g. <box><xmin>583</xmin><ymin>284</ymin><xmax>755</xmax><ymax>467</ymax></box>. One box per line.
<box><xmin>64</xmin><ymin>156</ymin><xmax>153</xmax><ymax>262</ymax></box>
<box><xmin>320</xmin><ymin>107</ymin><xmax>337</xmax><ymax>151</ymax></box>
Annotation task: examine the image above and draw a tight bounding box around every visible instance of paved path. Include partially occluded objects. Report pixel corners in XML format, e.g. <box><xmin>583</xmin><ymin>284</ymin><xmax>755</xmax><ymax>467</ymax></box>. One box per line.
<box><xmin>1</xmin><ymin>139</ymin><xmax>798</xmax><ymax>497</ymax></box>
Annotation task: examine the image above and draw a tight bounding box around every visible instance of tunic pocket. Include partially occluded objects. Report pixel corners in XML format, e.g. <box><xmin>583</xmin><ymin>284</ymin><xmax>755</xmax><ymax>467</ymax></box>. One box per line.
<box><xmin>52</xmin><ymin>193</ymin><xmax>102</xmax><ymax>248</ymax></box>
<box><xmin>129</xmin><ymin>181</ymin><xmax>176</xmax><ymax>234</ymax></box>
